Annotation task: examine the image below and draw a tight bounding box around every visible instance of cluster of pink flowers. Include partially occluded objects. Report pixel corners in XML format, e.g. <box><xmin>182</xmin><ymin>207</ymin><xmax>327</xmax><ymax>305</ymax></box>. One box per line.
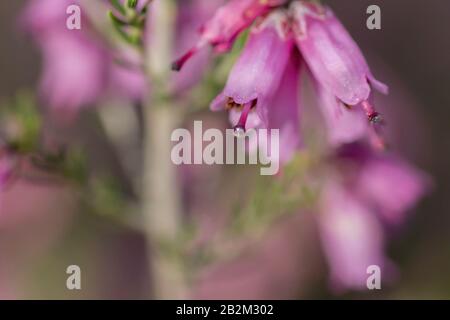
<box><xmin>175</xmin><ymin>0</ymin><xmax>388</xmax><ymax>161</ymax></box>
<box><xmin>176</xmin><ymin>0</ymin><xmax>430</xmax><ymax>290</ymax></box>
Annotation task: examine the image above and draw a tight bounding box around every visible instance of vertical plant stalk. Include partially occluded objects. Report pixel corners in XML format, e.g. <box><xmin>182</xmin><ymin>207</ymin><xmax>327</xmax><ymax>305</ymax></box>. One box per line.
<box><xmin>142</xmin><ymin>0</ymin><xmax>187</xmax><ymax>299</ymax></box>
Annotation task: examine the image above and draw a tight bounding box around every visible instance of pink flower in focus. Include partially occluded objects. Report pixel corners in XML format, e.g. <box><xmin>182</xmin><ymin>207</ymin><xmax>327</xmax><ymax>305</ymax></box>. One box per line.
<box><xmin>291</xmin><ymin>1</ymin><xmax>388</xmax><ymax>148</ymax></box>
<box><xmin>211</xmin><ymin>12</ymin><xmax>293</xmax><ymax>130</ymax></box>
<box><xmin>260</xmin><ymin>55</ymin><xmax>302</xmax><ymax>164</ymax></box>
<box><xmin>175</xmin><ymin>1</ymin><xmax>392</xmax><ymax>157</ymax></box>
<box><xmin>208</xmin><ymin>10</ymin><xmax>304</xmax><ymax>165</ymax></box>
<box><xmin>292</xmin><ymin>2</ymin><xmax>388</xmax><ymax>106</ymax></box>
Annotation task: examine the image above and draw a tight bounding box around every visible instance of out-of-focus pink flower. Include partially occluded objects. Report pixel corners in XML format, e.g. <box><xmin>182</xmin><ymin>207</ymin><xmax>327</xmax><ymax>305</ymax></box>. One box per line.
<box><xmin>21</xmin><ymin>0</ymin><xmax>106</xmax><ymax>111</ymax></box>
<box><xmin>109</xmin><ymin>47</ymin><xmax>148</xmax><ymax>101</ymax></box>
<box><xmin>172</xmin><ymin>0</ymin><xmax>288</xmax><ymax>71</ymax></box>
<box><xmin>21</xmin><ymin>0</ymin><xmax>146</xmax><ymax>114</ymax></box>
<box><xmin>318</xmin><ymin>179</ymin><xmax>389</xmax><ymax>291</ymax></box>
<box><xmin>171</xmin><ymin>0</ymin><xmax>225</xmax><ymax>92</ymax></box>
<box><xmin>317</xmin><ymin>143</ymin><xmax>430</xmax><ymax>291</ymax></box>
<box><xmin>38</xmin><ymin>30</ymin><xmax>108</xmax><ymax>112</ymax></box>
<box><xmin>208</xmin><ymin>11</ymin><xmax>303</xmax><ymax>165</ymax></box>
<box><xmin>228</xmin><ymin>55</ymin><xmax>302</xmax><ymax>165</ymax></box>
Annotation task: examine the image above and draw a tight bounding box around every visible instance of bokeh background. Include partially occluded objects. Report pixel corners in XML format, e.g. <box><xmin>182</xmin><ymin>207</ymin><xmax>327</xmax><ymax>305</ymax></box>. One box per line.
<box><xmin>0</xmin><ymin>0</ymin><xmax>449</xmax><ymax>299</ymax></box>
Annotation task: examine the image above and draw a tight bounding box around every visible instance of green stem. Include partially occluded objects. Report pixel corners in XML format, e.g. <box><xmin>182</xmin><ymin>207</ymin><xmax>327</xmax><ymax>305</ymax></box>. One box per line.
<box><xmin>142</xmin><ymin>0</ymin><xmax>187</xmax><ymax>299</ymax></box>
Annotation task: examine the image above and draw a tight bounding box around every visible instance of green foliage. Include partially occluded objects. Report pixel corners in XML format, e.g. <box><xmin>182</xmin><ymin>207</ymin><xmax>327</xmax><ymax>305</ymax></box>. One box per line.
<box><xmin>0</xmin><ymin>90</ymin><xmax>41</xmax><ymax>153</ymax></box>
<box><xmin>228</xmin><ymin>153</ymin><xmax>318</xmax><ymax>238</ymax></box>
<box><xmin>107</xmin><ymin>0</ymin><xmax>149</xmax><ymax>47</ymax></box>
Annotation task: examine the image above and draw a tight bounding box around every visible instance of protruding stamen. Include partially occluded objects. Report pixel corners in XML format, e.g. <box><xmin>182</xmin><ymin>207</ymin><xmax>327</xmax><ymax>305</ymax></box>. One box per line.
<box><xmin>171</xmin><ymin>47</ymin><xmax>198</xmax><ymax>72</ymax></box>
<box><xmin>232</xmin><ymin>101</ymin><xmax>254</xmax><ymax>136</ymax></box>
<box><xmin>360</xmin><ymin>100</ymin><xmax>387</xmax><ymax>150</ymax></box>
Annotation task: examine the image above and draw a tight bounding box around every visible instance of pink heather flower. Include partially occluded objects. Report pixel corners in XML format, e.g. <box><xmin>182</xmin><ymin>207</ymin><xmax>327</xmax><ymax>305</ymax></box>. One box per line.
<box><xmin>315</xmin><ymin>83</ymin><xmax>369</xmax><ymax>146</ymax></box>
<box><xmin>172</xmin><ymin>0</ymin><xmax>288</xmax><ymax>71</ymax></box>
<box><xmin>0</xmin><ymin>155</ymin><xmax>15</xmax><ymax>190</ymax></box>
<box><xmin>38</xmin><ymin>30</ymin><xmax>108</xmax><ymax>112</ymax></box>
<box><xmin>356</xmin><ymin>155</ymin><xmax>431</xmax><ymax>225</ymax></box>
<box><xmin>120</xmin><ymin>0</ymin><xmax>149</xmax><ymax>13</ymax></box>
<box><xmin>21</xmin><ymin>0</ymin><xmax>147</xmax><ymax>113</ymax></box>
<box><xmin>263</xmin><ymin>55</ymin><xmax>302</xmax><ymax>164</ymax></box>
<box><xmin>228</xmin><ymin>55</ymin><xmax>302</xmax><ymax>165</ymax></box>
<box><xmin>20</xmin><ymin>0</ymin><xmax>74</xmax><ymax>35</ymax></box>
<box><xmin>292</xmin><ymin>2</ymin><xmax>388</xmax><ymax>105</ymax></box>
<box><xmin>208</xmin><ymin>10</ymin><xmax>302</xmax><ymax>165</ymax></box>
<box><xmin>292</xmin><ymin>1</ymin><xmax>388</xmax><ymax>148</ymax></box>
<box><xmin>174</xmin><ymin>1</ymin><xmax>391</xmax><ymax>153</ymax></box>
<box><xmin>318</xmin><ymin>180</ymin><xmax>389</xmax><ymax>291</ymax></box>
<box><xmin>171</xmin><ymin>0</ymin><xmax>225</xmax><ymax>92</ymax></box>
<box><xmin>108</xmin><ymin>46</ymin><xmax>148</xmax><ymax>101</ymax></box>
<box><xmin>211</xmin><ymin>13</ymin><xmax>293</xmax><ymax>130</ymax></box>
<box><xmin>318</xmin><ymin>143</ymin><xmax>430</xmax><ymax>290</ymax></box>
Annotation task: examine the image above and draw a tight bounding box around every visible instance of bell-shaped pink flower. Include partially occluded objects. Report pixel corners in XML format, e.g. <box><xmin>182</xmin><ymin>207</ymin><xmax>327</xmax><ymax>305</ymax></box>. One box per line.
<box><xmin>172</xmin><ymin>0</ymin><xmax>288</xmax><ymax>71</ymax></box>
<box><xmin>227</xmin><ymin>55</ymin><xmax>302</xmax><ymax>165</ymax></box>
<box><xmin>263</xmin><ymin>55</ymin><xmax>302</xmax><ymax>164</ymax></box>
<box><xmin>211</xmin><ymin>14</ymin><xmax>293</xmax><ymax>130</ymax></box>
<box><xmin>292</xmin><ymin>2</ymin><xmax>388</xmax><ymax>107</ymax></box>
<box><xmin>318</xmin><ymin>180</ymin><xmax>389</xmax><ymax>291</ymax></box>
